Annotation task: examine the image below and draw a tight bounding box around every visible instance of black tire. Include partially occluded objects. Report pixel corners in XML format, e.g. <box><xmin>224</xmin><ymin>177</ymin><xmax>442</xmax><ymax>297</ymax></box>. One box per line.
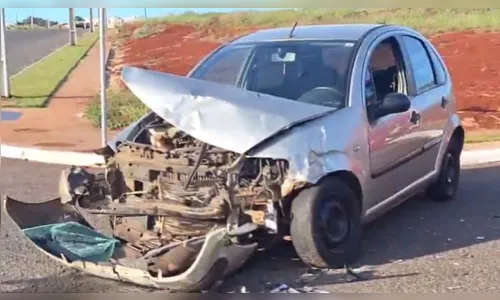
<box><xmin>427</xmin><ymin>138</ymin><xmax>461</xmax><ymax>202</ymax></box>
<box><xmin>290</xmin><ymin>176</ymin><xmax>362</xmax><ymax>268</ymax></box>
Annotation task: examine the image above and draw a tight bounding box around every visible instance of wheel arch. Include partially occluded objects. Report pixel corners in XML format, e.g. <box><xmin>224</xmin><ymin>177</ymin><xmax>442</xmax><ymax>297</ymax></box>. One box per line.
<box><xmin>450</xmin><ymin>125</ymin><xmax>465</xmax><ymax>154</ymax></box>
<box><xmin>281</xmin><ymin>169</ymin><xmax>364</xmax><ymax>223</ymax></box>
<box><xmin>325</xmin><ymin>170</ymin><xmax>363</xmax><ymax>213</ymax></box>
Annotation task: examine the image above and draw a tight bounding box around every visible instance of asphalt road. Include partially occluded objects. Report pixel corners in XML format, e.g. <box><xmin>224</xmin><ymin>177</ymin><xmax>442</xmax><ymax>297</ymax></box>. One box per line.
<box><xmin>1</xmin><ymin>28</ymin><xmax>86</xmax><ymax>78</ymax></box>
<box><xmin>1</xmin><ymin>159</ymin><xmax>500</xmax><ymax>292</ymax></box>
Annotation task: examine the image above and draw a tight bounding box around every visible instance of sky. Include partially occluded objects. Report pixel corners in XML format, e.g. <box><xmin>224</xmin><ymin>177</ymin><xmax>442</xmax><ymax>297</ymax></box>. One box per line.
<box><xmin>4</xmin><ymin>8</ymin><xmax>283</xmax><ymax>25</ymax></box>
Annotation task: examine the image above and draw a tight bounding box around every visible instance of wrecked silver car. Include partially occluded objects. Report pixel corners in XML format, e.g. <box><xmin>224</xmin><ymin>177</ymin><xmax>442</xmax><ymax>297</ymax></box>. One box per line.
<box><xmin>4</xmin><ymin>24</ymin><xmax>464</xmax><ymax>292</ymax></box>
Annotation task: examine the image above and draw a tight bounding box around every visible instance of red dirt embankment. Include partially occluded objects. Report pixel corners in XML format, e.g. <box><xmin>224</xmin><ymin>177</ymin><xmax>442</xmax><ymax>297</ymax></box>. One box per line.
<box><xmin>117</xmin><ymin>24</ymin><xmax>220</xmax><ymax>76</ymax></box>
<box><xmin>114</xmin><ymin>24</ymin><xmax>500</xmax><ymax>131</ymax></box>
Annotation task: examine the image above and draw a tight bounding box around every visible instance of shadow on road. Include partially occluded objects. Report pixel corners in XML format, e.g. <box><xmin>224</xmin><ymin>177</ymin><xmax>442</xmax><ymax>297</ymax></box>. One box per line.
<box><xmin>0</xmin><ymin>272</ymin><xmax>150</xmax><ymax>293</ymax></box>
<box><xmin>220</xmin><ymin>164</ymin><xmax>500</xmax><ymax>291</ymax></box>
<box><xmin>360</xmin><ymin>164</ymin><xmax>500</xmax><ymax>265</ymax></box>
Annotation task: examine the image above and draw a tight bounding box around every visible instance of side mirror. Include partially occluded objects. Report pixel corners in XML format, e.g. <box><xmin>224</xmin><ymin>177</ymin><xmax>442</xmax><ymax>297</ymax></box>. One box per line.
<box><xmin>372</xmin><ymin>93</ymin><xmax>411</xmax><ymax>119</ymax></box>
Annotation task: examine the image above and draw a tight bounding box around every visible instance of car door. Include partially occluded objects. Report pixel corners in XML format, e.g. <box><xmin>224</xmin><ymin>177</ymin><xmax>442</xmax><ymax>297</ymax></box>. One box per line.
<box><xmin>398</xmin><ymin>34</ymin><xmax>449</xmax><ymax>172</ymax></box>
<box><xmin>364</xmin><ymin>35</ymin><xmax>420</xmax><ymax>204</ymax></box>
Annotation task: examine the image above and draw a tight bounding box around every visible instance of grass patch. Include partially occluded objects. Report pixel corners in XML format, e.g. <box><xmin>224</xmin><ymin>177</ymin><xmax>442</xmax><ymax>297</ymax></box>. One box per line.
<box><xmin>8</xmin><ymin>32</ymin><xmax>98</xmax><ymax>107</ymax></box>
<box><xmin>132</xmin><ymin>23</ymin><xmax>166</xmax><ymax>39</ymax></box>
<box><xmin>141</xmin><ymin>8</ymin><xmax>500</xmax><ymax>34</ymax></box>
<box><xmin>465</xmin><ymin>131</ymin><xmax>500</xmax><ymax>144</ymax></box>
<box><xmin>85</xmin><ymin>90</ymin><xmax>149</xmax><ymax>130</ymax></box>
<box><xmin>7</xmin><ymin>24</ymin><xmax>46</xmax><ymax>30</ymax></box>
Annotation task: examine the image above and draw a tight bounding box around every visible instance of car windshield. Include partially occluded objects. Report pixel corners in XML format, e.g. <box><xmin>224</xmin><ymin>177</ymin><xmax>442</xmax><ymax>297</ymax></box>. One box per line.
<box><xmin>190</xmin><ymin>40</ymin><xmax>356</xmax><ymax>108</ymax></box>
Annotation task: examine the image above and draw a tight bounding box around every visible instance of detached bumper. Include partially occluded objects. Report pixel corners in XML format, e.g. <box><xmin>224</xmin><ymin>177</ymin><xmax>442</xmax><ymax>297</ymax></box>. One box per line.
<box><xmin>3</xmin><ymin>196</ymin><xmax>257</xmax><ymax>292</ymax></box>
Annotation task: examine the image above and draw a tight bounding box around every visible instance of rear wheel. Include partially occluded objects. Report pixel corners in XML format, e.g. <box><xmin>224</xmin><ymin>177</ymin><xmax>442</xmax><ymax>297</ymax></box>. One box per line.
<box><xmin>427</xmin><ymin>138</ymin><xmax>462</xmax><ymax>202</ymax></box>
<box><xmin>290</xmin><ymin>177</ymin><xmax>362</xmax><ymax>268</ymax></box>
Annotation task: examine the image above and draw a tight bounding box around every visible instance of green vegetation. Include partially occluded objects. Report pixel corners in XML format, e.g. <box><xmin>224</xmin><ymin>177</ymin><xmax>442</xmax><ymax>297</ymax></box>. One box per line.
<box><xmin>131</xmin><ymin>23</ymin><xmax>166</xmax><ymax>39</ymax></box>
<box><xmin>7</xmin><ymin>24</ymin><xmax>46</xmax><ymax>30</ymax></box>
<box><xmin>85</xmin><ymin>90</ymin><xmax>149</xmax><ymax>130</ymax></box>
<box><xmin>465</xmin><ymin>131</ymin><xmax>500</xmax><ymax>144</ymax></box>
<box><xmin>9</xmin><ymin>32</ymin><xmax>98</xmax><ymax>107</ymax></box>
<box><xmin>143</xmin><ymin>8</ymin><xmax>500</xmax><ymax>34</ymax></box>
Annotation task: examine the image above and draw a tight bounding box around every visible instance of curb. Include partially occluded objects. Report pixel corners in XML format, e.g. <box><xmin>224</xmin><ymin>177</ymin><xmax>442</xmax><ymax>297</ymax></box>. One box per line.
<box><xmin>0</xmin><ymin>145</ymin><xmax>106</xmax><ymax>168</ymax></box>
<box><xmin>460</xmin><ymin>148</ymin><xmax>500</xmax><ymax>166</ymax></box>
<box><xmin>1</xmin><ymin>144</ymin><xmax>499</xmax><ymax>169</ymax></box>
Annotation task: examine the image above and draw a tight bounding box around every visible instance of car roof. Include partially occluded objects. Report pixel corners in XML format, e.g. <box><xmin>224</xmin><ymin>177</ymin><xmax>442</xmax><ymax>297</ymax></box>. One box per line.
<box><xmin>231</xmin><ymin>24</ymin><xmax>387</xmax><ymax>44</ymax></box>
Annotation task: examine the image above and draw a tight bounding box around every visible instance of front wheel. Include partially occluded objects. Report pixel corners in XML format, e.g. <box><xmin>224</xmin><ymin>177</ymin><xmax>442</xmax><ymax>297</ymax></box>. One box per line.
<box><xmin>427</xmin><ymin>139</ymin><xmax>461</xmax><ymax>202</ymax></box>
<box><xmin>290</xmin><ymin>177</ymin><xmax>362</xmax><ymax>268</ymax></box>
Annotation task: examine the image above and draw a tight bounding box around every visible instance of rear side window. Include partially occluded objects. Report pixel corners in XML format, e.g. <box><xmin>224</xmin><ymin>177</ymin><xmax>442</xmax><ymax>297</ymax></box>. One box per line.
<box><xmin>427</xmin><ymin>46</ymin><xmax>447</xmax><ymax>85</ymax></box>
<box><xmin>401</xmin><ymin>36</ymin><xmax>436</xmax><ymax>94</ymax></box>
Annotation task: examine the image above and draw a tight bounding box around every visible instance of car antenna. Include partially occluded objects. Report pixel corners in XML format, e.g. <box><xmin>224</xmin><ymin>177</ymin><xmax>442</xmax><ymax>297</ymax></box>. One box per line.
<box><xmin>288</xmin><ymin>21</ymin><xmax>298</xmax><ymax>38</ymax></box>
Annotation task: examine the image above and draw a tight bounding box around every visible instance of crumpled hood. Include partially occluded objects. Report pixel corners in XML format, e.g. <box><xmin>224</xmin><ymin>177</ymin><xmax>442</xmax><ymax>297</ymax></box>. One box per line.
<box><xmin>121</xmin><ymin>66</ymin><xmax>336</xmax><ymax>154</ymax></box>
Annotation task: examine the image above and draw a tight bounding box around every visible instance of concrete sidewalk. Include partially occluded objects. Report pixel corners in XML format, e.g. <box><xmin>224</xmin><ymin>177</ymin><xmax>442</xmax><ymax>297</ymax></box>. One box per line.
<box><xmin>1</xmin><ymin>40</ymin><xmax>117</xmax><ymax>153</ymax></box>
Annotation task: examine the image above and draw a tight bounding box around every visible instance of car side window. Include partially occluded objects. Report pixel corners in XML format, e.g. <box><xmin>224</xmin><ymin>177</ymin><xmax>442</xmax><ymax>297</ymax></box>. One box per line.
<box><xmin>364</xmin><ymin>68</ymin><xmax>377</xmax><ymax>107</ymax></box>
<box><xmin>427</xmin><ymin>46</ymin><xmax>447</xmax><ymax>85</ymax></box>
<box><xmin>365</xmin><ymin>37</ymin><xmax>408</xmax><ymax>109</ymax></box>
<box><xmin>401</xmin><ymin>36</ymin><xmax>437</xmax><ymax>94</ymax></box>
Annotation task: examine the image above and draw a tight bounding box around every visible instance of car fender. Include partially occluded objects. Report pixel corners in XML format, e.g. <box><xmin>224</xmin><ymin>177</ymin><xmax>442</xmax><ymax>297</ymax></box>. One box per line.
<box><xmin>435</xmin><ymin>112</ymin><xmax>463</xmax><ymax>171</ymax></box>
<box><xmin>278</xmin><ymin>148</ymin><xmax>365</xmax><ymax>201</ymax></box>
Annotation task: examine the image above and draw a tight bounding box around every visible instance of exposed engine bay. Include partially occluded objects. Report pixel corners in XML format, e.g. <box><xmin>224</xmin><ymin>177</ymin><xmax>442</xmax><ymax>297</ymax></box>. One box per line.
<box><xmin>59</xmin><ymin>113</ymin><xmax>292</xmax><ymax>282</ymax></box>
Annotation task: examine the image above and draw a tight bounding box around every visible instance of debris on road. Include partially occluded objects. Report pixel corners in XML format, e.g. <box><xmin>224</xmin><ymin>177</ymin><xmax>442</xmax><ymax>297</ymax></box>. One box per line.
<box><xmin>22</xmin><ymin>221</ymin><xmax>120</xmax><ymax>263</ymax></box>
<box><xmin>270</xmin><ymin>284</ymin><xmax>329</xmax><ymax>293</ymax></box>
<box><xmin>345</xmin><ymin>265</ymin><xmax>377</xmax><ymax>281</ymax></box>
<box><xmin>271</xmin><ymin>284</ymin><xmax>300</xmax><ymax>293</ymax></box>
<box><xmin>297</xmin><ymin>269</ymin><xmax>321</xmax><ymax>283</ymax></box>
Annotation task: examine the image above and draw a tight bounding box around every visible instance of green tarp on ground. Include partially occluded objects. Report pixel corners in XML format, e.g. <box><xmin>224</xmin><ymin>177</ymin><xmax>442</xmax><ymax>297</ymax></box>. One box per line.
<box><xmin>23</xmin><ymin>221</ymin><xmax>119</xmax><ymax>263</ymax></box>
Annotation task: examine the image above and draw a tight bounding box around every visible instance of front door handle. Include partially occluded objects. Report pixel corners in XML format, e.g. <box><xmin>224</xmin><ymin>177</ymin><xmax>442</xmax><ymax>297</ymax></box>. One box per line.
<box><xmin>410</xmin><ymin>111</ymin><xmax>421</xmax><ymax>124</ymax></box>
<box><xmin>441</xmin><ymin>96</ymin><xmax>449</xmax><ymax>108</ymax></box>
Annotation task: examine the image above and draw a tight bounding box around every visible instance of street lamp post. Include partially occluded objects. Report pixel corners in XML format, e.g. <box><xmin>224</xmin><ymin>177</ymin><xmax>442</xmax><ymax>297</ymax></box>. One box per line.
<box><xmin>0</xmin><ymin>8</ymin><xmax>10</xmax><ymax>98</ymax></box>
<box><xmin>99</xmin><ymin>8</ymin><xmax>107</xmax><ymax>146</ymax></box>
<box><xmin>89</xmin><ymin>8</ymin><xmax>94</xmax><ymax>33</ymax></box>
<box><xmin>69</xmin><ymin>8</ymin><xmax>77</xmax><ymax>45</ymax></box>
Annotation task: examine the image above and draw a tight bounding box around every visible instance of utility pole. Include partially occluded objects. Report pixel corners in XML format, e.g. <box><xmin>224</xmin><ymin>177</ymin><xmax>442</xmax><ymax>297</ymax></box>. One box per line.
<box><xmin>99</xmin><ymin>8</ymin><xmax>107</xmax><ymax>146</ymax></box>
<box><xmin>0</xmin><ymin>8</ymin><xmax>10</xmax><ymax>98</ymax></box>
<box><xmin>89</xmin><ymin>8</ymin><xmax>94</xmax><ymax>32</ymax></box>
<box><xmin>30</xmin><ymin>9</ymin><xmax>34</xmax><ymax>28</ymax></box>
<box><xmin>103</xmin><ymin>8</ymin><xmax>107</xmax><ymax>30</ymax></box>
<box><xmin>68</xmin><ymin>8</ymin><xmax>77</xmax><ymax>45</ymax></box>
<box><xmin>144</xmin><ymin>8</ymin><xmax>147</xmax><ymax>19</ymax></box>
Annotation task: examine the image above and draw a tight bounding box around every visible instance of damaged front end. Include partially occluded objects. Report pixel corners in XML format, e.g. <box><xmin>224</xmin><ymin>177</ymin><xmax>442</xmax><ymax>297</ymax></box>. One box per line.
<box><xmin>5</xmin><ymin>120</ymin><xmax>294</xmax><ymax>292</ymax></box>
<box><xmin>4</xmin><ymin>66</ymin><xmax>338</xmax><ymax>292</ymax></box>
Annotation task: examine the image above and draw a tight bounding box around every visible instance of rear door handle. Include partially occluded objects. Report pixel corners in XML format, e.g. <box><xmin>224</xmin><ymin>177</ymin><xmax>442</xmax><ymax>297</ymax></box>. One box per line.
<box><xmin>410</xmin><ymin>111</ymin><xmax>421</xmax><ymax>124</ymax></box>
<box><xmin>441</xmin><ymin>96</ymin><xmax>449</xmax><ymax>108</ymax></box>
